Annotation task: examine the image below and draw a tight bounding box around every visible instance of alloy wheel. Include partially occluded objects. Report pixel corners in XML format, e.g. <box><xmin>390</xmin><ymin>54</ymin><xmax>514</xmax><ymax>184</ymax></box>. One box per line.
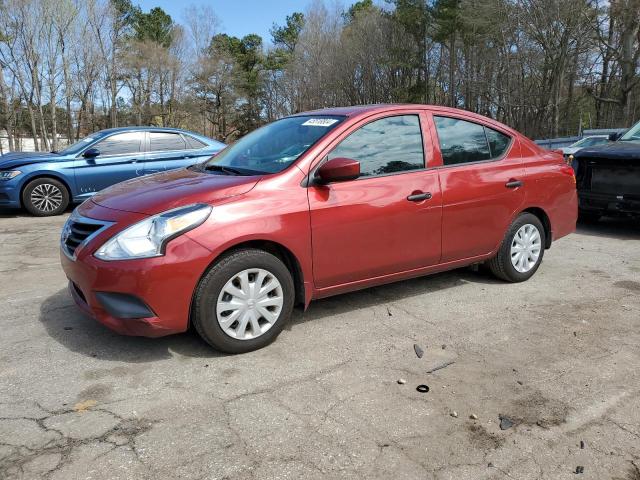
<box><xmin>216</xmin><ymin>268</ymin><xmax>284</xmax><ymax>340</ymax></box>
<box><xmin>31</xmin><ymin>183</ymin><xmax>63</xmax><ymax>213</ymax></box>
<box><xmin>510</xmin><ymin>223</ymin><xmax>542</xmax><ymax>273</ymax></box>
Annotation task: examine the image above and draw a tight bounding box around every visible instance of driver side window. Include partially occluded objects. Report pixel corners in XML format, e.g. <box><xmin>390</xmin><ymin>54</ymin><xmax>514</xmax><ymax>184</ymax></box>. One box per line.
<box><xmin>328</xmin><ymin>115</ymin><xmax>425</xmax><ymax>177</ymax></box>
<box><xmin>93</xmin><ymin>132</ymin><xmax>143</xmax><ymax>156</ymax></box>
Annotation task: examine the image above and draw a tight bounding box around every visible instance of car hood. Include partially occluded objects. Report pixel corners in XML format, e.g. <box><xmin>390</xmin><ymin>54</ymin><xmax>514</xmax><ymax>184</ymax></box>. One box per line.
<box><xmin>0</xmin><ymin>151</ymin><xmax>62</xmax><ymax>169</ymax></box>
<box><xmin>562</xmin><ymin>147</ymin><xmax>580</xmax><ymax>155</ymax></box>
<box><xmin>91</xmin><ymin>167</ymin><xmax>261</xmax><ymax>215</ymax></box>
<box><xmin>574</xmin><ymin>141</ymin><xmax>640</xmax><ymax>160</ymax></box>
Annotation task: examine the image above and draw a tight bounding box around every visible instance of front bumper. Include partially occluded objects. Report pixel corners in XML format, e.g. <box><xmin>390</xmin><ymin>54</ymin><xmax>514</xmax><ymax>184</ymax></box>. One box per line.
<box><xmin>60</xmin><ymin>203</ymin><xmax>214</xmax><ymax>337</ymax></box>
<box><xmin>578</xmin><ymin>191</ymin><xmax>640</xmax><ymax>215</ymax></box>
<box><xmin>0</xmin><ymin>182</ymin><xmax>21</xmax><ymax>207</ymax></box>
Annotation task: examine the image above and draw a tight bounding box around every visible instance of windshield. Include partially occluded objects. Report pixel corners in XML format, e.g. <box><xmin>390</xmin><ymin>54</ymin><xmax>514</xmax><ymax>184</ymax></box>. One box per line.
<box><xmin>620</xmin><ymin>121</ymin><xmax>640</xmax><ymax>142</ymax></box>
<box><xmin>203</xmin><ymin>115</ymin><xmax>345</xmax><ymax>175</ymax></box>
<box><xmin>571</xmin><ymin>137</ymin><xmax>608</xmax><ymax>148</ymax></box>
<box><xmin>58</xmin><ymin>132</ymin><xmax>106</xmax><ymax>155</ymax></box>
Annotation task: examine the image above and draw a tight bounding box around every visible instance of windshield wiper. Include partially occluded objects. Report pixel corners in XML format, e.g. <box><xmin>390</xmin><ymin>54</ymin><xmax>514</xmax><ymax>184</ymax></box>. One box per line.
<box><xmin>204</xmin><ymin>164</ymin><xmax>244</xmax><ymax>176</ymax></box>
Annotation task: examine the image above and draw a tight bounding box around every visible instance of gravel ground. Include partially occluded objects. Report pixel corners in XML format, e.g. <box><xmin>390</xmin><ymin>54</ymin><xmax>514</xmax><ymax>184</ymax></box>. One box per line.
<box><xmin>0</xmin><ymin>208</ymin><xmax>639</xmax><ymax>480</ymax></box>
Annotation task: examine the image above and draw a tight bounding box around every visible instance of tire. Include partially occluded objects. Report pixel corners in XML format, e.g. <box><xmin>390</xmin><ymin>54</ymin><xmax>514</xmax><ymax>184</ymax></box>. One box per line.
<box><xmin>192</xmin><ymin>248</ymin><xmax>295</xmax><ymax>353</ymax></box>
<box><xmin>22</xmin><ymin>177</ymin><xmax>69</xmax><ymax>216</ymax></box>
<box><xmin>578</xmin><ymin>209</ymin><xmax>601</xmax><ymax>223</ymax></box>
<box><xmin>488</xmin><ymin>213</ymin><xmax>546</xmax><ymax>283</ymax></box>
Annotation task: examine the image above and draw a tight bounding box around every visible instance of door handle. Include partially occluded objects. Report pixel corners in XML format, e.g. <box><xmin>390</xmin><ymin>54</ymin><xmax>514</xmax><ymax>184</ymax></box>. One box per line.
<box><xmin>505</xmin><ymin>180</ymin><xmax>523</xmax><ymax>188</ymax></box>
<box><xmin>407</xmin><ymin>192</ymin><xmax>432</xmax><ymax>202</ymax></box>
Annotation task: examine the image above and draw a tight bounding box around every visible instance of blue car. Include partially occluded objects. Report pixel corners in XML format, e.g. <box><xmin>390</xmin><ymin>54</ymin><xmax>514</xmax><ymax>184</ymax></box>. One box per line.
<box><xmin>0</xmin><ymin>127</ymin><xmax>225</xmax><ymax>216</ymax></box>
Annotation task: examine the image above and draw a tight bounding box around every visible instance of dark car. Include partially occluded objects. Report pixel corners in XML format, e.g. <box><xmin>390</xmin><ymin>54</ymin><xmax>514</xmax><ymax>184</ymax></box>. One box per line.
<box><xmin>573</xmin><ymin>121</ymin><xmax>640</xmax><ymax>220</ymax></box>
<box><xmin>60</xmin><ymin>105</ymin><xmax>577</xmax><ymax>353</ymax></box>
<box><xmin>0</xmin><ymin>127</ymin><xmax>225</xmax><ymax>216</ymax></box>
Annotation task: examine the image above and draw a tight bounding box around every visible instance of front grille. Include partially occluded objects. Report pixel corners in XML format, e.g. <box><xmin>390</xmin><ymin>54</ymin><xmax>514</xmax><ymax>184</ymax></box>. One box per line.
<box><xmin>62</xmin><ymin>215</ymin><xmax>110</xmax><ymax>258</ymax></box>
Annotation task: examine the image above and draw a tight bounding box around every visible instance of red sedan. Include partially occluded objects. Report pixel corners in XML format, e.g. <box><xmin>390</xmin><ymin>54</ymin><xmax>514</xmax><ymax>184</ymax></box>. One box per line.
<box><xmin>60</xmin><ymin>105</ymin><xmax>577</xmax><ymax>353</ymax></box>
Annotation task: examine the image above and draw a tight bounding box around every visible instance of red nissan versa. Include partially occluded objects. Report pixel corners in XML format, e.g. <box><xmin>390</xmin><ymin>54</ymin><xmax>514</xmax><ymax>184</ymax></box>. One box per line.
<box><xmin>60</xmin><ymin>105</ymin><xmax>577</xmax><ymax>353</ymax></box>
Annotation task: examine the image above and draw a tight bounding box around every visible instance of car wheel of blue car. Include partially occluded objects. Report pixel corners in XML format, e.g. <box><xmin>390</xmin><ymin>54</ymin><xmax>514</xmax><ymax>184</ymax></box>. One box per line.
<box><xmin>22</xmin><ymin>177</ymin><xmax>70</xmax><ymax>216</ymax></box>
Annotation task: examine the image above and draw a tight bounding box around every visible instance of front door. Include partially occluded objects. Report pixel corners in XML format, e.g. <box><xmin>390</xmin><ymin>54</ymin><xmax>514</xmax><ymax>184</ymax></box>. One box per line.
<box><xmin>74</xmin><ymin>131</ymin><xmax>144</xmax><ymax>197</ymax></box>
<box><xmin>430</xmin><ymin>114</ymin><xmax>525</xmax><ymax>262</ymax></box>
<box><xmin>308</xmin><ymin>113</ymin><xmax>442</xmax><ymax>289</ymax></box>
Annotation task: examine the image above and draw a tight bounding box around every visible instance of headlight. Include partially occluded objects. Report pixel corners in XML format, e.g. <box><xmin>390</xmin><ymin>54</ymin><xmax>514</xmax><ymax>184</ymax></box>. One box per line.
<box><xmin>0</xmin><ymin>170</ymin><xmax>22</xmax><ymax>181</ymax></box>
<box><xmin>95</xmin><ymin>204</ymin><xmax>212</xmax><ymax>261</ymax></box>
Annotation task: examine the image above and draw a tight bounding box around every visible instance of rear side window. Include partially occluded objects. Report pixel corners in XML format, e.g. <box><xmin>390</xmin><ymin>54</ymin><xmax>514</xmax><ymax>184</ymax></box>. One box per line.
<box><xmin>185</xmin><ymin>135</ymin><xmax>206</xmax><ymax>149</ymax></box>
<box><xmin>328</xmin><ymin>115</ymin><xmax>424</xmax><ymax>177</ymax></box>
<box><xmin>149</xmin><ymin>132</ymin><xmax>187</xmax><ymax>151</ymax></box>
<box><xmin>434</xmin><ymin>116</ymin><xmax>511</xmax><ymax>165</ymax></box>
<box><xmin>95</xmin><ymin>132</ymin><xmax>143</xmax><ymax>156</ymax></box>
<box><xmin>485</xmin><ymin>128</ymin><xmax>511</xmax><ymax>158</ymax></box>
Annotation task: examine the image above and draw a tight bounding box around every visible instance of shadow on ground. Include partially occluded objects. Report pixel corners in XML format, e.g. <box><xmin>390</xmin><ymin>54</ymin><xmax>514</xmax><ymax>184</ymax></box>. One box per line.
<box><xmin>39</xmin><ymin>267</ymin><xmax>498</xmax><ymax>362</ymax></box>
<box><xmin>577</xmin><ymin>216</ymin><xmax>640</xmax><ymax>240</ymax></box>
<box><xmin>0</xmin><ymin>206</ymin><xmax>76</xmax><ymax>219</ymax></box>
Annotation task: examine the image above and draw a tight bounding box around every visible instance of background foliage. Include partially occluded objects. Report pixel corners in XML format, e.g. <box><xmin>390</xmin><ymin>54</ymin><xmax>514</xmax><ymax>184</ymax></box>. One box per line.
<box><xmin>1</xmin><ymin>0</ymin><xmax>639</xmax><ymax>152</ymax></box>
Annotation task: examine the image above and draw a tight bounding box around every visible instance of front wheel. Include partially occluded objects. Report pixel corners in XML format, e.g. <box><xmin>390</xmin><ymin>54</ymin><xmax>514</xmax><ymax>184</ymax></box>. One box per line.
<box><xmin>488</xmin><ymin>213</ymin><xmax>546</xmax><ymax>283</ymax></box>
<box><xmin>192</xmin><ymin>249</ymin><xmax>295</xmax><ymax>353</ymax></box>
<box><xmin>22</xmin><ymin>177</ymin><xmax>69</xmax><ymax>216</ymax></box>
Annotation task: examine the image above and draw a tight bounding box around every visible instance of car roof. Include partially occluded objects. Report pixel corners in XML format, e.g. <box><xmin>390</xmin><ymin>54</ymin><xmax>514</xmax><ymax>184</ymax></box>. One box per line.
<box><xmin>293</xmin><ymin>104</ymin><xmax>522</xmax><ymax>138</ymax></box>
<box><xmin>295</xmin><ymin>104</ymin><xmax>496</xmax><ymax>118</ymax></box>
<box><xmin>95</xmin><ymin>126</ymin><xmax>205</xmax><ymax>136</ymax></box>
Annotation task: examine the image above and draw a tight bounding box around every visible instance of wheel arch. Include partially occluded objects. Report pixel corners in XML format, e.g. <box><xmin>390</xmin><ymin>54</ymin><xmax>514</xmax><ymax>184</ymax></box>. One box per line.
<box><xmin>521</xmin><ymin>207</ymin><xmax>552</xmax><ymax>249</ymax></box>
<box><xmin>189</xmin><ymin>239</ymin><xmax>307</xmax><ymax>328</ymax></box>
<box><xmin>19</xmin><ymin>173</ymin><xmax>73</xmax><ymax>208</ymax></box>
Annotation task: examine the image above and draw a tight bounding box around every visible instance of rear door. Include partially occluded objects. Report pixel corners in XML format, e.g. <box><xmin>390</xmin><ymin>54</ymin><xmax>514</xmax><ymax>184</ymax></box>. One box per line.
<box><xmin>429</xmin><ymin>113</ymin><xmax>525</xmax><ymax>262</ymax></box>
<box><xmin>74</xmin><ymin>131</ymin><xmax>144</xmax><ymax>195</ymax></box>
<box><xmin>143</xmin><ymin>131</ymin><xmax>206</xmax><ymax>174</ymax></box>
<box><xmin>308</xmin><ymin>111</ymin><xmax>442</xmax><ymax>289</ymax></box>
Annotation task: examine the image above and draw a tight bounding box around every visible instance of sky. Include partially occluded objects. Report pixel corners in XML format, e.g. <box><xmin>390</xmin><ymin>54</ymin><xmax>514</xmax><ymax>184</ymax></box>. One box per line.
<box><xmin>137</xmin><ymin>0</ymin><xmax>356</xmax><ymax>45</ymax></box>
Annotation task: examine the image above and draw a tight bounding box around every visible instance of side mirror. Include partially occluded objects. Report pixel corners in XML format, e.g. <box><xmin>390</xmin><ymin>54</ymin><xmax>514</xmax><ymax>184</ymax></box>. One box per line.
<box><xmin>83</xmin><ymin>147</ymin><xmax>100</xmax><ymax>158</ymax></box>
<box><xmin>608</xmin><ymin>132</ymin><xmax>622</xmax><ymax>142</ymax></box>
<box><xmin>315</xmin><ymin>157</ymin><xmax>360</xmax><ymax>184</ymax></box>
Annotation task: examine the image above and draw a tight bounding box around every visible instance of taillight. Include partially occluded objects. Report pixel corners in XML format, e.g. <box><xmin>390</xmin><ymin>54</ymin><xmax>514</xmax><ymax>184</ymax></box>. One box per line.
<box><xmin>560</xmin><ymin>164</ymin><xmax>576</xmax><ymax>183</ymax></box>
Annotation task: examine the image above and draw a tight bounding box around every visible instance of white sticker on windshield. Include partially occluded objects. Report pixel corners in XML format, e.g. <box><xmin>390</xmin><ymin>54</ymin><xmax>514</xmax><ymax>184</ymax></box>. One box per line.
<box><xmin>302</xmin><ymin>118</ymin><xmax>338</xmax><ymax>127</ymax></box>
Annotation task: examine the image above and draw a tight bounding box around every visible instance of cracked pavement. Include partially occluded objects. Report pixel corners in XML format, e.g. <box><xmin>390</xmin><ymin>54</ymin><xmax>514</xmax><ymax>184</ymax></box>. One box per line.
<box><xmin>0</xmin><ymin>208</ymin><xmax>639</xmax><ymax>479</ymax></box>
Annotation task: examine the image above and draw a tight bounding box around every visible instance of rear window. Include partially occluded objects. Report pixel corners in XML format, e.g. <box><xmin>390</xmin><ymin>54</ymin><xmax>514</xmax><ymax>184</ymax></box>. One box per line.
<box><xmin>149</xmin><ymin>132</ymin><xmax>187</xmax><ymax>151</ymax></box>
<box><xmin>485</xmin><ymin>128</ymin><xmax>511</xmax><ymax>158</ymax></box>
<box><xmin>185</xmin><ymin>135</ymin><xmax>206</xmax><ymax>149</ymax></box>
<box><xmin>434</xmin><ymin>116</ymin><xmax>511</xmax><ymax>165</ymax></box>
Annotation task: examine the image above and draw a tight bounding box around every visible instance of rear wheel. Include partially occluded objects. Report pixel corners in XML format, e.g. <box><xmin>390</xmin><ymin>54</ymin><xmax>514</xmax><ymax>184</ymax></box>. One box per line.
<box><xmin>488</xmin><ymin>213</ymin><xmax>546</xmax><ymax>282</ymax></box>
<box><xmin>192</xmin><ymin>249</ymin><xmax>295</xmax><ymax>353</ymax></box>
<box><xmin>22</xmin><ymin>177</ymin><xmax>69</xmax><ymax>216</ymax></box>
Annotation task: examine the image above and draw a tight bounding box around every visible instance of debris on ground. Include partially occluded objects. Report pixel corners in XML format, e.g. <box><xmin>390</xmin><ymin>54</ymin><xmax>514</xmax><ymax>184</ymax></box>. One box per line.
<box><xmin>63</xmin><ymin>326</ymin><xmax>73</xmax><ymax>330</ymax></box>
<box><xmin>517</xmin><ymin>380</ymin><xmax>524</xmax><ymax>385</ymax></box>
<box><xmin>450</xmin><ymin>411</ymin><xmax>458</xmax><ymax>418</ymax></box>
<box><xmin>416</xmin><ymin>384</ymin><xmax>430</xmax><ymax>393</ymax></box>
<box><xmin>441</xmin><ymin>344</ymin><xmax>447</xmax><ymax>349</ymax></box>
<box><xmin>488</xmin><ymin>462</ymin><xmax>494</xmax><ymax>468</ymax></box>
<box><xmin>387</xmin><ymin>307</ymin><xmax>392</xmax><ymax>316</ymax></box>
<box><xmin>427</xmin><ymin>361</ymin><xmax>455</xmax><ymax>374</ymax></box>
<box><xmin>73</xmin><ymin>399</ymin><xmax>98</xmax><ymax>413</ymax></box>
<box><xmin>575</xmin><ymin>466</ymin><xmax>584</xmax><ymax>474</ymax></box>
<box><xmin>580</xmin><ymin>440</ymin><xmax>585</xmax><ymax>449</ymax></box>
<box><xmin>499</xmin><ymin>414</ymin><xmax>514</xmax><ymax>430</ymax></box>
<box><xmin>414</xmin><ymin>344</ymin><xmax>424</xmax><ymax>358</ymax></box>
<box><xmin>470</xmin><ymin>414</ymin><xmax>478</xmax><ymax>420</ymax></box>
<box><xmin>397</xmin><ymin>378</ymin><xmax>406</xmax><ymax>385</ymax></box>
